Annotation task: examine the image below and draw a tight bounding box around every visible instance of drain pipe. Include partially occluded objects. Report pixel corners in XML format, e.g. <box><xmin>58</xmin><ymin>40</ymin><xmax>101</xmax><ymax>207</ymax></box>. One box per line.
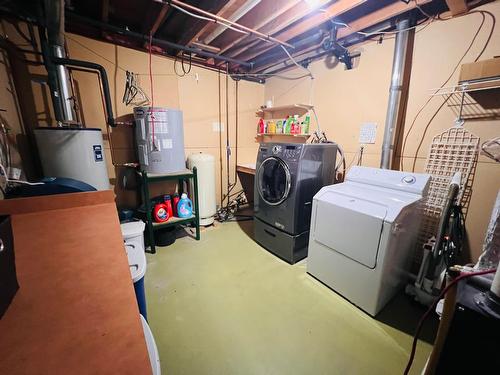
<box><xmin>380</xmin><ymin>18</ymin><xmax>414</xmax><ymax>170</ymax></box>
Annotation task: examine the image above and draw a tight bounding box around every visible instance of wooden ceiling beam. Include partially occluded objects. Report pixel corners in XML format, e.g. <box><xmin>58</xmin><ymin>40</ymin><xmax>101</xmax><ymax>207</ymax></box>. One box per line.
<box><xmin>183</xmin><ymin>0</ymin><xmax>244</xmax><ymax>51</ymax></box>
<box><xmin>235</xmin><ymin>0</ymin><xmax>367</xmax><ymax>62</ymax></box>
<box><xmin>444</xmin><ymin>0</ymin><xmax>469</xmax><ymax>16</ymax></box>
<box><xmin>148</xmin><ymin>2</ymin><xmax>170</xmax><ymax>36</ymax></box>
<box><xmin>222</xmin><ymin>0</ymin><xmax>316</xmax><ymax>58</ymax></box>
<box><xmin>175</xmin><ymin>0</ymin><xmax>240</xmax><ymax>49</ymax></box>
<box><xmin>101</xmin><ymin>0</ymin><xmax>110</xmax><ymax>23</ymax></box>
<box><xmin>336</xmin><ymin>0</ymin><xmax>432</xmax><ymax>39</ymax></box>
<box><xmin>252</xmin><ymin>0</ymin><xmax>433</xmax><ymax>73</ymax></box>
<box><xmin>217</xmin><ymin>0</ymin><xmax>303</xmax><ymax>55</ymax></box>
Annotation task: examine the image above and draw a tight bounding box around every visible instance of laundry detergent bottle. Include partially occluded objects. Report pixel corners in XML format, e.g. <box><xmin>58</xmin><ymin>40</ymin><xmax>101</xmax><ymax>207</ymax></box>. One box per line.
<box><xmin>177</xmin><ymin>193</ymin><xmax>193</xmax><ymax>218</ymax></box>
<box><xmin>153</xmin><ymin>202</ymin><xmax>170</xmax><ymax>223</ymax></box>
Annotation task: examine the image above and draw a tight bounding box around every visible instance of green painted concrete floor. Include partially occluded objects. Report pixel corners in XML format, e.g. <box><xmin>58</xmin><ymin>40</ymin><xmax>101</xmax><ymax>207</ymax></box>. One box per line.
<box><xmin>145</xmin><ymin>221</ymin><xmax>437</xmax><ymax>375</ymax></box>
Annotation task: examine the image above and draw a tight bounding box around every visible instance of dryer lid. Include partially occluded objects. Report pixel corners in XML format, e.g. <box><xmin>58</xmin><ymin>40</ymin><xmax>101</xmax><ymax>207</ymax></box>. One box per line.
<box><xmin>312</xmin><ymin>190</ymin><xmax>387</xmax><ymax>268</ymax></box>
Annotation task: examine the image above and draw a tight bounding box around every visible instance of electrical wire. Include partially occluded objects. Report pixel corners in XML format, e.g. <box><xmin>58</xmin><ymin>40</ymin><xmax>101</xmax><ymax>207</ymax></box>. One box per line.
<box><xmin>0</xmin><ymin>163</ymin><xmax>43</xmax><ymax>186</ymax></box>
<box><xmin>330</xmin><ymin>16</ymin><xmax>434</xmax><ymax>37</ymax></box>
<box><xmin>280</xmin><ymin>45</ymin><xmax>314</xmax><ymax>79</ymax></box>
<box><xmin>345</xmin><ymin>146</ymin><xmax>364</xmax><ymax>171</ymax></box>
<box><xmin>400</xmin><ymin>10</ymin><xmax>496</xmax><ymax>171</ymax></box>
<box><xmin>230</xmin><ymin>72</ymin><xmax>312</xmax><ymax>80</ymax></box>
<box><xmin>148</xmin><ymin>31</ymin><xmax>157</xmax><ymax>151</ymax></box>
<box><xmin>404</xmin><ymin>267</ymin><xmax>497</xmax><ymax>375</ymax></box>
<box><xmin>181</xmin><ymin>52</ymin><xmax>192</xmax><ymax>74</ymax></box>
<box><xmin>170</xmin><ymin>3</ymin><xmax>249</xmax><ymax>36</ymax></box>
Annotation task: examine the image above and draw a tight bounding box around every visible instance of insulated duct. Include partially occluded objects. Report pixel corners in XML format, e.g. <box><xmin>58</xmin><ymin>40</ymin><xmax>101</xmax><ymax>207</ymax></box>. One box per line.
<box><xmin>380</xmin><ymin>18</ymin><xmax>414</xmax><ymax>170</ymax></box>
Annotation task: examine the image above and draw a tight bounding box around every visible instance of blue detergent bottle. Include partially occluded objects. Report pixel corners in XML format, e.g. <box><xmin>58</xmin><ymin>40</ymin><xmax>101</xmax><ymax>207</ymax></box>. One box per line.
<box><xmin>177</xmin><ymin>193</ymin><xmax>193</xmax><ymax>218</ymax></box>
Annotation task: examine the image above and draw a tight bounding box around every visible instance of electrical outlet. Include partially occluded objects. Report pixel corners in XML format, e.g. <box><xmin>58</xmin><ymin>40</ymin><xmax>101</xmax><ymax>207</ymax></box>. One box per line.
<box><xmin>212</xmin><ymin>122</ymin><xmax>224</xmax><ymax>132</ymax></box>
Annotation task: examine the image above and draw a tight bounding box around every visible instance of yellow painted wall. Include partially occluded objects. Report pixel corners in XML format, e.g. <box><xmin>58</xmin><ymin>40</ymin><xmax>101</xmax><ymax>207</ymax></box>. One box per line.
<box><xmin>0</xmin><ymin>19</ymin><xmax>264</xmax><ymax>206</ymax></box>
<box><xmin>264</xmin><ymin>2</ymin><xmax>500</xmax><ymax>261</ymax></box>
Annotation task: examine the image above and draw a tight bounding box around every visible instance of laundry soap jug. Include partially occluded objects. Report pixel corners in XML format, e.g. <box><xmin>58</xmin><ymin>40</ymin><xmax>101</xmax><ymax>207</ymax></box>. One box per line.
<box><xmin>177</xmin><ymin>193</ymin><xmax>193</xmax><ymax>218</ymax></box>
<box><xmin>153</xmin><ymin>203</ymin><xmax>170</xmax><ymax>223</ymax></box>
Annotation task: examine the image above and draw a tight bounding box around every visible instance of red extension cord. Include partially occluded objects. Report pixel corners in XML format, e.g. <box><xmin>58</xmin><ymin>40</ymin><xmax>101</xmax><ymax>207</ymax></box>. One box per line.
<box><xmin>404</xmin><ymin>268</ymin><xmax>497</xmax><ymax>374</ymax></box>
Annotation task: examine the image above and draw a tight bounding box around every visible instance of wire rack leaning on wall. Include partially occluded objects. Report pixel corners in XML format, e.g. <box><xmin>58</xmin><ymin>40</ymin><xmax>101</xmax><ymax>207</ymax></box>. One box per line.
<box><xmin>414</xmin><ymin>122</ymin><xmax>480</xmax><ymax>267</ymax></box>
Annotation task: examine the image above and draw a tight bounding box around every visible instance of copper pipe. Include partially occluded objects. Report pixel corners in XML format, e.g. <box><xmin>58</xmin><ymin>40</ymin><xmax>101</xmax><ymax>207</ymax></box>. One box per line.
<box><xmin>158</xmin><ymin>0</ymin><xmax>294</xmax><ymax>49</ymax></box>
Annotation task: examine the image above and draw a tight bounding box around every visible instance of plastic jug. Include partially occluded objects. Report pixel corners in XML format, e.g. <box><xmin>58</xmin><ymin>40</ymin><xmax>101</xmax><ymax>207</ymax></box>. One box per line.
<box><xmin>177</xmin><ymin>193</ymin><xmax>193</xmax><ymax>218</ymax></box>
<box><xmin>153</xmin><ymin>203</ymin><xmax>170</xmax><ymax>222</ymax></box>
<box><xmin>163</xmin><ymin>195</ymin><xmax>174</xmax><ymax>218</ymax></box>
<box><xmin>172</xmin><ymin>193</ymin><xmax>180</xmax><ymax>216</ymax></box>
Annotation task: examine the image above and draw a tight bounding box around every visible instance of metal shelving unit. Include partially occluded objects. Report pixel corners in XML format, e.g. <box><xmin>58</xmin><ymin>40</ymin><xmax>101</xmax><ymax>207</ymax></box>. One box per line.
<box><xmin>139</xmin><ymin>168</ymin><xmax>200</xmax><ymax>254</ymax></box>
<box><xmin>430</xmin><ymin>77</ymin><xmax>500</xmax><ymax>120</ymax></box>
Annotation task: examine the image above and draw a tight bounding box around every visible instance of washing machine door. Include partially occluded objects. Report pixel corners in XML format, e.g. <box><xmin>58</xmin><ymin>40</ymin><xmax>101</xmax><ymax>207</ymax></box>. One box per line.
<box><xmin>257</xmin><ymin>156</ymin><xmax>291</xmax><ymax>206</ymax></box>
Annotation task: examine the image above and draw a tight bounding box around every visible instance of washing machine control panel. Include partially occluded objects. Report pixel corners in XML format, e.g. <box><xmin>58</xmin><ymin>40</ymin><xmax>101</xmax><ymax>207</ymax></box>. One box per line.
<box><xmin>259</xmin><ymin>144</ymin><xmax>302</xmax><ymax>162</ymax></box>
<box><xmin>272</xmin><ymin>145</ymin><xmax>282</xmax><ymax>155</ymax></box>
<box><xmin>284</xmin><ymin>145</ymin><xmax>302</xmax><ymax>161</ymax></box>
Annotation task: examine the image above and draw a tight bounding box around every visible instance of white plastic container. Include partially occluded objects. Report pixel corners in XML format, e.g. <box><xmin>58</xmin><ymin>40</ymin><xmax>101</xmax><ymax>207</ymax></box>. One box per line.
<box><xmin>187</xmin><ymin>152</ymin><xmax>216</xmax><ymax>226</ymax></box>
<box><xmin>140</xmin><ymin>314</ymin><xmax>161</xmax><ymax>375</ymax></box>
<box><xmin>121</xmin><ymin>221</ymin><xmax>147</xmax><ymax>318</ymax></box>
<box><xmin>34</xmin><ymin>127</ymin><xmax>110</xmax><ymax>190</ymax></box>
<box><xmin>121</xmin><ymin>221</ymin><xmax>146</xmax><ymax>253</ymax></box>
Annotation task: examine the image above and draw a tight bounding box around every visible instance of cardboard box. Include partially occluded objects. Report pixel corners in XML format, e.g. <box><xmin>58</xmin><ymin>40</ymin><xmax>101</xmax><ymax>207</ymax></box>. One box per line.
<box><xmin>459</xmin><ymin>58</ymin><xmax>500</xmax><ymax>110</ymax></box>
<box><xmin>459</xmin><ymin>57</ymin><xmax>500</xmax><ymax>82</ymax></box>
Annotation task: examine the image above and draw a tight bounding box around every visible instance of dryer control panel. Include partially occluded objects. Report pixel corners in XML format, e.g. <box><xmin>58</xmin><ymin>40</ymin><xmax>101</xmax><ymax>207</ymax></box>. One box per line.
<box><xmin>346</xmin><ymin>166</ymin><xmax>431</xmax><ymax>196</ymax></box>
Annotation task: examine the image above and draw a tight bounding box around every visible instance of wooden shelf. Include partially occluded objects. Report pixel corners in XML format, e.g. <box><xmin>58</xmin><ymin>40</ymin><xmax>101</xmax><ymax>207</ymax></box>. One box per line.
<box><xmin>255</xmin><ymin>133</ymin><xmax>310</xmax><ymax>144</ymax></box>
<box><xmin>257</xmin><ymin>133</ymin><xmax>310</xmax><ymax>137</ymax></box>
<box><xmin>152</xmin><ymin>215</ymin><xmax>196</xmax><ymax>230</ymax></box>
<box><xmin>256</xmin><ymin>104</ymin><xmax>313</xmax><ymax>119</ymax></box>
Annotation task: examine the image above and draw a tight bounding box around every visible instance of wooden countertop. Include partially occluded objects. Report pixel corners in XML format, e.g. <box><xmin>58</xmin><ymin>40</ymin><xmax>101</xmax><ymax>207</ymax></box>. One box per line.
<box><xmin>0</xmin><ymin>191</ymin><xmax>151</xmax><ymax>374</ymax></box>
<box><xmin>236</xmin><ymin>163</ymin><xmax>256</xmax><ymax>175</ymax></box>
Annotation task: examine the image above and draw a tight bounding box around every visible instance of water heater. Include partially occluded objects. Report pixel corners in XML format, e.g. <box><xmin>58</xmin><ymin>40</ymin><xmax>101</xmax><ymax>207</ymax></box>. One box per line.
<box><xmin>134</xmin><ymin>107</ymin><xmax>186</xmax><ymax>174</ymax></box>
<box><xmin>187</xmin><ymin>153</ymin><xmax>216</xmax><ymax>226</ymax></box>
<box><xmin>34</xmin><ymin>127</ymin><xmax>110</xmax><ymax>190</ymax></box>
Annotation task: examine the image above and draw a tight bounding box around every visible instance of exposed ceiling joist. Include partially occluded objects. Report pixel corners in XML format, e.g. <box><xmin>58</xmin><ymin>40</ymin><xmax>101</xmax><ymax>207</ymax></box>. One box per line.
<box><xmin>169</xmin><ymin>0</ymin><xmax>293</xmax><ymax>49</ymax></box>
<box><xmin>216</xmin><ymin>0</ymin><xmax>302</xmax><ymax>55</ymax></box>
<box><xmin>236</xmin><ymin>0</ymin><xmax>367</xmax><ymax>63</ymax></box>
<box><xmin>182</xmin><ymin>0</ymin><xmax>248</xmax><ymax>51</ymax></box>
<box><xmin>445</xmin><ymin>0</ymin><xmax>469</xmax><ymax>16</ymax></box>
<box><xmin>223</xmin><ymin>0</ymin><xmax>327</xmax><ymax>59</ymax></box>
<box><xmin>336</xmin><ymin>0</ymin><xmax>432</xmax><ymax>39</ymax></box>
<box><xmin>204</xmin><ymin>0</ymin><xmax>261</xmax><ymax>44</ymax></box>
<box><xmin>148</xmin><ymin>2</ymin><xmax>170</xmax><ymax>36</ymax></box>
<box><xmin>101</xmin><ymin>0</ymin><xmax>109</xmax><ymax>23</ymax></box>
<box><xmin>252</xmin><ymin>0</ymin><xmax>433</xmax><ymax>73</ymax></box>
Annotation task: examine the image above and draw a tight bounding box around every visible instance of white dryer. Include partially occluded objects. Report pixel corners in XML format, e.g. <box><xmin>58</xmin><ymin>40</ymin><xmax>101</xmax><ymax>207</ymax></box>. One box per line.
<box><xmin>307</xmin><ymin>166</ymin><xmax>430</xmax><ymax>316</ymax></box>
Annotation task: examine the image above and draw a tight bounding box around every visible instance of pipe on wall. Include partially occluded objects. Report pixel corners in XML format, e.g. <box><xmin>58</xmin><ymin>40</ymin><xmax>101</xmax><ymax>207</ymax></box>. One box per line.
<box><xmin>52</xmin><ymin>57</ymin><xmax>115</xmax><ymax>127</ymax></box>
<box><xmin>380</xmin><ymin>18</ymin><xmax>414</xmax><ymax>170</ymax></box>
<box><xmin>44</xmin><ymin>0</ymin><xmax>75</xmax><ymax>123</ymax></box>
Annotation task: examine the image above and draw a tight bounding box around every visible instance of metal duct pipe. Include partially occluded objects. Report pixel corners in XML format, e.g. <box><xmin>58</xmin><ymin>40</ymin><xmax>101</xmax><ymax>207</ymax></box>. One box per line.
<box><xmin>52</xmin><ymin>57</ymin><xmax>115</xmax><ymax>127</ymax></box>
<box><xmin>53</xmin><ymin>45</ymin><xmax>75</xmax><ymax>123</ymax></box>
<box><xmin>380</xmin><ymin>18</ymin><xmax>413</xmax><ymax>169</ymax></box>
<box><xmin>45</xmin><ymin>0</ymin><xmax>75</xmax><ymax>123</ymax></box>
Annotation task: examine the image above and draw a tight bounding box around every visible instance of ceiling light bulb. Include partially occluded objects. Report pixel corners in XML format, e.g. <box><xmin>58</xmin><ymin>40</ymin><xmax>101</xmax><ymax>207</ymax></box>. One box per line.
<box><xmin>305</xmin><ymin>0</ymin><xmax>322</xmax><ymax>9</ymax></box>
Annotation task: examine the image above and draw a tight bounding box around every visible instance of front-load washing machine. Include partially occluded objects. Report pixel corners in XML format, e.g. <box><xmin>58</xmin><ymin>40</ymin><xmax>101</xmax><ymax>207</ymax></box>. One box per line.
<box><xmin>307</xmin><ymin>166</ymin><xmax>431</xmax><ymax>316</ymax></box>
<box><xmin>254</xmin><ymin>143</ymin><xmax>337</xmax><ymax>264</ymax></box>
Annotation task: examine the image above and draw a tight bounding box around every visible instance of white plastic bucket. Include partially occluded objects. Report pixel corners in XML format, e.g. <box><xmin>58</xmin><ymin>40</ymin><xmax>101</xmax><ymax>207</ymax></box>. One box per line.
<box><xmin>140</xmin><ymin>314</ymin><xmax>161</xmax><ymax>375</ymax></box>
